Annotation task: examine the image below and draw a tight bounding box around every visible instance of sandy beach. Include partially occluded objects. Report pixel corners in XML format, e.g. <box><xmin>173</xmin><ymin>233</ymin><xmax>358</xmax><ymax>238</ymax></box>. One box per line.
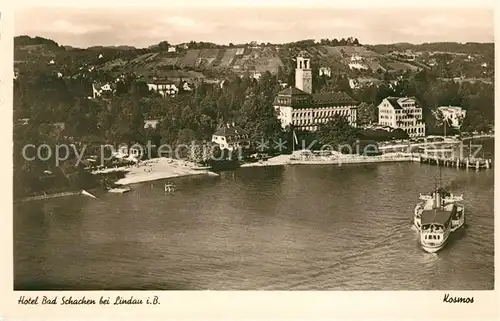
<box><xmin>103</xmin><ymin>158</ymin><xmax>218</xmax><ymax>186</ymax></box>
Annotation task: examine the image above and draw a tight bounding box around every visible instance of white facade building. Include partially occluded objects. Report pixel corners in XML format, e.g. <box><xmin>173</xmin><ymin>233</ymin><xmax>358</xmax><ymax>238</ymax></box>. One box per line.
<box><xmin>274</xmin><ymin>52</ymin><xmax>358</xmax><ymax>132</ymax></box>
<box><xmin>211</xmin><ymin>123</ymin><xmax>250</xmax><ymax>151</ymax></box>
<box><xmin>92</xmin><ymin>82</ymin><xmax>114</xmax><ymax>99</ymax></box>
<box><xmin>348</xmin><ymin>62</ymin><xmax>368</xmax><ymax>70</ymax></box>
<box><xmin>350</xmin><ymin>55</ymin><xmax>362</xmax><ymax>62</ymax></box>
<box><xmin>144</xmin><ymin>119</ymin><xmax>160</xmax><ymax>129</ymax></box>
<box><xmin>436</xmin><ymin>106</ymin><xmax>466</xmax><ymax>129</ymax></box>
<box><xmin>319</xmin><ymin>67</ymin><xmax>332</xmax><ymax>77</ymax></box>
<box><xmin>377</xmin><ymin>97</ymin><xmax>425</xmax><ymax>138</ymax></box>
<box><xmin>147</xmin><ymin>80</ymin><xmax>179</xmax><ymax>96</ymax></box>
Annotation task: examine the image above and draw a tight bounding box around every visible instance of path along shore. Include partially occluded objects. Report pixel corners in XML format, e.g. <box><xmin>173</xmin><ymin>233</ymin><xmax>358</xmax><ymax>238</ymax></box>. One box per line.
<box><xmin>95</xmin><ymin>154</ymin><xmax>417</xmax><ymax>186</ymax></box>
<box><xmin>241</xmin><ymin>152</ymin><xmax>417</xmax><ymax>168</ymax></box>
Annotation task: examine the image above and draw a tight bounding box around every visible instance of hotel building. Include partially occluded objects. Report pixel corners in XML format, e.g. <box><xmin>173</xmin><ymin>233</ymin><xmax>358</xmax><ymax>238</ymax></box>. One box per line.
<box><xmin>274</xmin><ymin>51</ymin><xmax>358</xmax><ymax>131</ymax></box>
<box><xmin>377</xmin><ymin>97</ymin><xmax>426</xmax><ymax>138</ymax></box>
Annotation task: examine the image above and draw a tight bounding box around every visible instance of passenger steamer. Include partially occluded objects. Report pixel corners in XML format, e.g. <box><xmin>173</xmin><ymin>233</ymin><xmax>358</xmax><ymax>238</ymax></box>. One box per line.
<box><xmin>413</xmin><ymin>187</ymin><xmax>465</xmax><ymax>253</ymax></box>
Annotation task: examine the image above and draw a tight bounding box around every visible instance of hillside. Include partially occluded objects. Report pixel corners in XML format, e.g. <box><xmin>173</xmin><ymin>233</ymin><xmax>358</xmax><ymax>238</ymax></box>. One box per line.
<box><xmin>14</xmin><ymin>36</ymin><xmax>494</xmax><ymax>81</ymax></box>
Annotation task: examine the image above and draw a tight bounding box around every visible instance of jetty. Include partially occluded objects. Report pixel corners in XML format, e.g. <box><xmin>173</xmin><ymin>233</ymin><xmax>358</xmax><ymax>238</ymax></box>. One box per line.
<box><xmin>17</xmin><ymin>191</ymin><xmax>81</xmax><ymax>203</ymax></box>
<box><xmin>418</xmin><ymin>155</ymin><xmax>492</xmax><ymax>170</ymax></box>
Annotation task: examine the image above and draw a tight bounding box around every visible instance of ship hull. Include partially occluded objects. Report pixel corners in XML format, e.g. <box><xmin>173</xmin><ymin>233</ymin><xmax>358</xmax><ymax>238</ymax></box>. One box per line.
<box><xmin>421</xmin><ymin>241</ymin><xmax>447</xmax><ymax>253</ymax></box>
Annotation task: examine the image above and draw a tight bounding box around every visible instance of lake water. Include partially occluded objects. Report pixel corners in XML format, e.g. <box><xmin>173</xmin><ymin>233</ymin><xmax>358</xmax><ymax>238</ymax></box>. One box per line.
<box><xmin>14</xmin><ymin>139</ymin><xmax>494</xmax><ymax>290</ymax></box>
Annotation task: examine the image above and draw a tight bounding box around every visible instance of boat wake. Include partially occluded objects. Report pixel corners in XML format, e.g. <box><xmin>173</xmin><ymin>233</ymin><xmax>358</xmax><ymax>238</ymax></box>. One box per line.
<box><xmin>418</xmin><ymin>252</ymin><xmax>440</xmax><ymax>263</ymax></box>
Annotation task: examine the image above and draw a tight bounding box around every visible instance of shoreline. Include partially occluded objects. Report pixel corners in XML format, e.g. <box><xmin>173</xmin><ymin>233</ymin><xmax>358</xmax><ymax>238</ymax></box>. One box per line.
<box><xmin>16</xmin><ymin>190</ymin><xmax>83</xmax><ymax>204</ymax></box>
<box><xmin>378</xmin><ymin>134</ymin><xmax>494</xmax><ymax>151</ymax></box>
<box><xmin>19</xmin><ymin>135</ymin><xmax>493</xmax><ymax>201</ymax></box>
<box><xmin>112</xmin><ymin>158</ymin><xmax>219</xmax><ymax>186</ymax></box>
<box><xmin>241</xmin><ymin>153</ymin><xmax>417</xmax><ymax>168</ymax></box>
<box><xmin>462</xmin><ymin>134</ymin><xmax>494</xmax><ymax>140</ymax></box>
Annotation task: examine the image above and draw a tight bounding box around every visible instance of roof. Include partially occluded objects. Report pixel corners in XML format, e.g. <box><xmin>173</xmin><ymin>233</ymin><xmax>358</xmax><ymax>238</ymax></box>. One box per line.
<box><xmin>148</xmin><ymin>79</ymin><xmax>176</xmax><ymax>85</ymax></box>
<box><xmin>386</xmin><ymin>97</ymin><xmax>403</xmax><ymax>109</ymax></box>
<box><xmin>297</xmin><ymin>50</ymin><xmax>310</xmax><ymax>58</ymax></box>
<box><xmin>277</xmin><ymin>86</ymin><xmax>310</xmax><ymax>97</ymax></box>
<box><xmin>275</xmin><ymin>88</ymin><xmax>358</xmax><ymax>108</ymax></box>
<box><xmin>358</xmin><ymin>102</ymin><xmax>375</xmax><ymax>108</ymax></box>
<box><xmin>213</xmin><ymin>124</ymin><xmax>247</xmax><ymax>137</ymax></box>
<box><xmin>385</xmin><ymin>96</ymin><xmax>418</xmax><ymax>110</ymax></box>
<box><xmin>437</xmin><ymin>106</ymin><xmax>464</xmax><ymax>111</ymax></box>
<box><xmin>312</xmin><ymin>92</ymin><xmax>357</xmax><ymax>105</ymax></box>
<box><xmin>421</xmin><ymin>206</ymin><xmax>456</xmax><ymax>226</ymax></box>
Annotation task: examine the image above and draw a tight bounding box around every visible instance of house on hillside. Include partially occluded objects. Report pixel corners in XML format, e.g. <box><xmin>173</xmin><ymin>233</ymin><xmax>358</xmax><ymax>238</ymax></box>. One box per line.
<box><xmin>15</xmin><ymin>118</ymin><xmax>30</xmax><ymax>126</ymax></box>
<box><xmin>211</xmin><ymin>123</ymin><xmax>251</xmax><ymax>151</ymax></box>
<box><xmin>350</xmin><ymin>54</ymin><xmax>362</xmax><ymax>62</ymax></box>
<box><xmin>251</xmin><ymin>72</ymin><xmax>262</xmax><ymax>80</ymax></box>
<box><xmin>348</xmin><ymin>62</ymin><xmax>368</xmax><ymax>70</ymax></box>
<box><xmin>181</xmin><ymin>80</ymin><xmax>193</xmax><ymax>91</ymax></box>
<box><xmin>144</xmin><ymin>119</ymin><xmax>160</xmax><ymax>129</ymax></box>
<box><xmin>377</xmin><ymin>96</ymin><xmax>425</xmax><ymax>138</ymax></box>
<box><xmin>319</xmin><ymin>67</ymin><xmax>332</xmax><ymax>77</ymax></box>
<box><xmin>350</xmin><ymin>78</ymin><xmax>382</xmax><ymax>89</ymax></box>
<box><xmin>92</xmin><ymin>82</ymin><xmax>114</xmax><ymax>99</ymax></box>
<box><xmin>147</xmin><ymin>79</ymin><xmax>179</xmax><ymax>96</ymax></box>
<box><xmin>168</xmin><ymin>46</ymin><xmax>177</xmax><ymax>53</ymax></box>
<box><xmin>436</xmin><ymin>106</ymin><xmax>466</xmax><ymax>129</ymax></box>
<box><xmin>349</xmin><ymin>78</ymin><xmax>360</xmax><ymax>90</ymax></box>
<box><xmin>48</xmin><ymin>59</ymin><xmax>55</xmax><ymax>65</ymax></box>
<box><xmin>348</xmin><ymin>55</ymin><xmax>368</xmax><ymax>70</ymax></box>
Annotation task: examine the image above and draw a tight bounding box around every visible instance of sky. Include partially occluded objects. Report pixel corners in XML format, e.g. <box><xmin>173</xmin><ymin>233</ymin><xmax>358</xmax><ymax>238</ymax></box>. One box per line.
<box><xmin>14</xmin><ymin>6</ymin><xmax>494</xmax><ymax>48</ymax></box>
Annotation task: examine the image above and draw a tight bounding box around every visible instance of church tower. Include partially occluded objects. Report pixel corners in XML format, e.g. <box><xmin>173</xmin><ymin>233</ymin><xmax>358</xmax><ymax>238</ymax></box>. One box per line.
<box><xmin>295</xmin><ymin>51</ymin><xmax>312</xmax><ymax>94</ymax></box>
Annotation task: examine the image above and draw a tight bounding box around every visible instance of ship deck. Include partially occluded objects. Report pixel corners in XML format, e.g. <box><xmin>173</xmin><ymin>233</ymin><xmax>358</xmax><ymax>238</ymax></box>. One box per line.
<box><xmin>421</xmin><ymin>205</ymin><xmax>456</xmax><ymax>226</ymax></box>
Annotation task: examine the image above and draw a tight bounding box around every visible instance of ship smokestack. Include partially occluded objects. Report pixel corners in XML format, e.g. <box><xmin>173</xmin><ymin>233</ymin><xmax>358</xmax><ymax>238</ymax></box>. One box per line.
<box><xmin>434</xmin><ymin>190</ymin><xmax>442</xmax><ymax>209</ymax></box>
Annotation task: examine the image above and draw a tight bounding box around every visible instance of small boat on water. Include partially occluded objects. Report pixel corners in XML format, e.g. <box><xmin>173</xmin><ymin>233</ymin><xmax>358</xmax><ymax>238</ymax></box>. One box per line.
<box><xmin>108</xmin><ymin>186</ymin><xmax>131</xmax><ymax>193</ymax></box>
<box><xmin>413</xmin><ymin>187</ymin><xmax>465</xmax><ymax>253</ymax></box>
<box><xmin>192</xmin><ymin>165</ymin><xmax>212</xmax><ymax>170</ymax></box>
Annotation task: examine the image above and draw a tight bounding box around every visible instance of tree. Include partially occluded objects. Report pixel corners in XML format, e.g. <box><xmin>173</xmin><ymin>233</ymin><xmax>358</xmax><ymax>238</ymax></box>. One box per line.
<box><xmin>357</xmin><ymin>102</ymin><xmax>377</xmax><ymax>126</ymax></box>
<box><xmin>316</xmin><ymin>114</ymin><xmax>360</xmax><ymax>151</ymax></box>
